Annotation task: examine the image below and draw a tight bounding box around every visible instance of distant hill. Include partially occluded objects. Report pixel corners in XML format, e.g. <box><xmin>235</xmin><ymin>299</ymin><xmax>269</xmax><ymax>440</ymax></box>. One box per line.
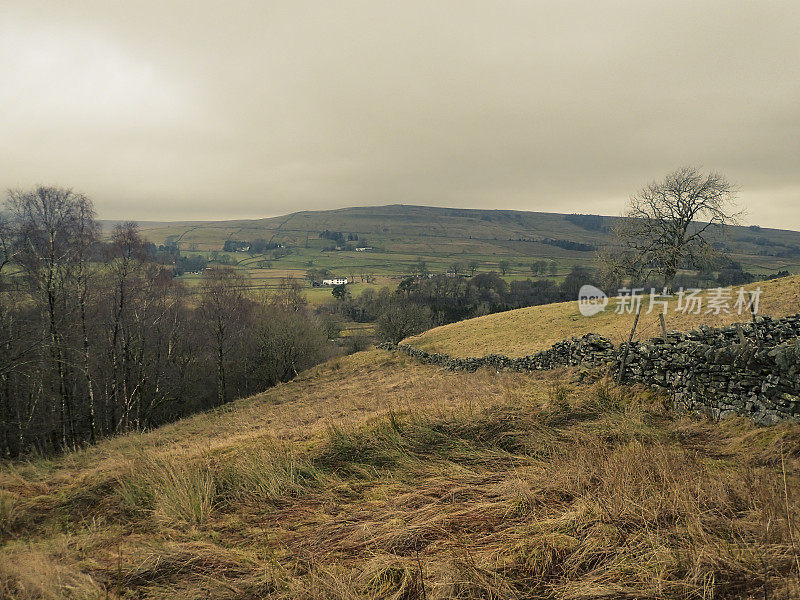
<box><xmin>103</xmin><ymin>204</ymin><xmax>800</xmax><ymax>277</ymax></box>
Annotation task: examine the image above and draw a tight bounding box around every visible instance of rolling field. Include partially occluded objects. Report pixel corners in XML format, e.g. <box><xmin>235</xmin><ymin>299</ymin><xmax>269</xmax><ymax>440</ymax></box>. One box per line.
<box><xmin>2</xmin><ymin>274</ymin><xmax>800</xmax><ymax>598</ymax></box>
<box><xmin>104</xmin><ymin>205</ymin><xmax>800</xmax><ymax>306</ymax></box>
<box><xmin>407</xmin><ymin>274</ymin><xmax>800</xmax><ymax>358</ymax></box>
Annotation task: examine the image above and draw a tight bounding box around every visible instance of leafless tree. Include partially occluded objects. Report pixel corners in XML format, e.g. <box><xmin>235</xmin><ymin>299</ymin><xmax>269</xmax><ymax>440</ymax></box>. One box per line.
<box><xmin>0</xmin><ymin>216</ymin><xmax>15</xmax><ymax>275</ymax></box>
<box><xmin>448</xmin><ymin>261</ymin><xmax>465</xmax><ymax>276</ymax></box>
<box><xmin>498</xmin><ymin>260</ymin><xmax>510</xmax><ymax>276</ymax></box>
<box><xmin>0</xmin><ymin>187</ymin><xmax>336</xmax><ymax>455</ymax></box>
<box><xmin>255</xmin><ymin>305</ymin><xmax>328</xmax><ymax>385</ymax></box>
<box><xmin>600</xmin><ymin>167</ymin><xmax>740</xmax><ymax>288</ymax></box>
<box><xmin>270</xmin><ymin>276</ymin><xmax>307</xmax><ymax>312</ymax></box>
<box><xmin>198</xmin><ymin>267</ymin><xmax>251</xmax><ymax>405</ymax></box>
<box><xmin>6</xmin><ymin>186</ymin><xmax>87</xmax><ymax>448</ymax></box>
<box><xmin>107</xmin><ymin>222</ymin><xmax>148</xmax><ymax>431</ymax></box>
<box><xmin>74</xmin><ymin>197</ymin><xmax>100</xmax><ymax>442</ymax></box>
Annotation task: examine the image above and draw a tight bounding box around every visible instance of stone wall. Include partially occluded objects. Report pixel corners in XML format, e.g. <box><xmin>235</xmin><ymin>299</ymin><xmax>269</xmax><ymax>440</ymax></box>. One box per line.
<box><xmin>381</xmin><ymin>314</ymin><xmax>800</xmax><ymax>424</ymax></box>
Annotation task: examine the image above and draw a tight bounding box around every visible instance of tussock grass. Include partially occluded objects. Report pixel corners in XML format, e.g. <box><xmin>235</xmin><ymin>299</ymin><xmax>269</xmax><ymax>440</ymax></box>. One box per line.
<box><xmin>0</xmin><ymin>548</ymin><xmax>106</xmax><ymax>600</ymax></box>
<box><xmin>222</xmin><ymin>441</ymin><xmax>321</xmax><ymax>503</ymax></box>
<box><xmin>317</xmin><ymin>402</ymin><xmax>540</xmax><ymax>476</ymax></box>
<box><xmin>118</xmin><ymin>440</ymin><xmax>322</xmax><ymax>526</ymax></box>
<box><xmin>1</xmin><ymin>350</ymin><xmax>799</xmax><ymax>598</ymax></box>
<box><xmin>117</xmin><ymin>540</ymin><xmax>260</xmax><ymax>591</ymax></box>
<box><xmin>119</xmin><ymin>452</ymin><xmax>217</xmax><ymax>526</ymax></box>
<box><xmin>0</xmin><ymin>490</ymin><xmax>18</xmax><ymax>534</ymax></box>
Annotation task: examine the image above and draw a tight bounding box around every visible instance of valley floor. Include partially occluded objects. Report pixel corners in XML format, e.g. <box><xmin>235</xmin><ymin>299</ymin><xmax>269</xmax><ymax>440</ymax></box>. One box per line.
<box><xmin>1</xmin><ymin>350</ymin><xmax>800</xmax><ymax>599</ymax></box>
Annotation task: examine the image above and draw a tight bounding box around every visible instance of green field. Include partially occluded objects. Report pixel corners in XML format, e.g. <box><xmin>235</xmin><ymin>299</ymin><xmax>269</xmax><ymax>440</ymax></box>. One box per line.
<box><xmin>104</xmin><ymin>205</ymin><xmax>800</xmax><ymax>303</ymax></box>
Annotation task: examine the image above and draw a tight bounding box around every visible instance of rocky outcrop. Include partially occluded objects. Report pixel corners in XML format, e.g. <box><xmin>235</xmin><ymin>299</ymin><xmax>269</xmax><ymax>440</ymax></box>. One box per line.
<box><xmin>381</xmin><ymin>314</ymin><xmax>800</xmax><ymax>424</ymax></box>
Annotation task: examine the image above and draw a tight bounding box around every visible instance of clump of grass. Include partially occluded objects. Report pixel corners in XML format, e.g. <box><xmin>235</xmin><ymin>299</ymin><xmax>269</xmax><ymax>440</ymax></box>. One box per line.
<box><xmin>155</xmin><ymin>459</ymin><xmax>216</xmax><ymax>527</ymax></box>
<box><xmin>118</xmin><ymin>452</ymin><xmax>217</xmax><ymax>527</ymax></box>
<box><xmin>117</xmin><ymin>466</ymin><xmax>155</xmax><ymax>514</ymax></box>
<box><xmin>0</xmin><ymin>549</ymin><xmax>106</xmax><ymax>600</ymax></box>
<box><xmin>115</xmin><ymin>539</ymin><xmax>259</xmax><ymax>591</ymax></box>
<box><xmin>0</xmin><ymin>490</ymin><xmax>18</xmax><ymax>534</ymax></box>
<box><xmin>586</xmin><ymin>377</ymin><xmax>665</xmax><ymax>415</ymax></box>
<box><xmin>362</xmin><ymin>559</ymin><xmax>421</xmax><ymax>598</ymax></box>
<box><xmin>278</xmin><ymin>557</ymin><xmax>424</xmax><ymax>600</ymax></box>
<box><xmin>118</xmin><ymin>441</ymin><xmax>320</xmax><ymax>526</ymax></box>
<box><xmin>318</xmin><ymin>410</ymin><xmax>482</xmax><ymax>474</ymax></box>
<box><xmin>318</xmin><ymin>419</ymin><xmax>409</xmax><ymax>475</ymax></box>
<box><xmin>317</xmin><ymin>403</ymin><xmax>556</xmax><ymax>479</ymax></box>
<box><xmin>515</xmin><ymin>436</ymin><xmax>800</xmax><ymax>597</ymax></box>
<box><xmin>548</xmin><ymin>380</ymin><xmax>572</xmax><ymax>409</ymax></box>
<box><xmin>222</xmin><ymin>441</ymin><xmax>321</xmax><ymax>503</ymax></box>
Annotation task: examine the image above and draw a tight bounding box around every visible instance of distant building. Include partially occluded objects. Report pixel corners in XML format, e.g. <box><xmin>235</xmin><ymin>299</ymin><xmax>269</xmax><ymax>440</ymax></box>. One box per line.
<box><xmin>355</xmin><ymin>246</ymin><xmax>373</xmax><ymax>252</ymax></box>
<box><xmin>222</xmin><ymin>240</ymin><xmax>250</xmax><ymax>252</ymax></box>
<box><xmin>322</xmin><ymin>278</ymin><xmax>348</xmax><ymax>286</ymax></box>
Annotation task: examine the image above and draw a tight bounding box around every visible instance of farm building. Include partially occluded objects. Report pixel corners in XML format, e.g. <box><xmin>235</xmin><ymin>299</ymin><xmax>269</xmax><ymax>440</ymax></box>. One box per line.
<box><xmin>322</xmin><ymin>278</ymin><xmax>348</xmax><ymax>286</ymax></box>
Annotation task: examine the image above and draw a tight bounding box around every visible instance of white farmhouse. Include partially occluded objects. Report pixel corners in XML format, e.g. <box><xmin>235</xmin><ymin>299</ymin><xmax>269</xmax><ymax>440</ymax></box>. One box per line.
<box><xmin>322</xmin><ymin>278</ymin><xmax>348</xmax><ymax>286</ymax></box>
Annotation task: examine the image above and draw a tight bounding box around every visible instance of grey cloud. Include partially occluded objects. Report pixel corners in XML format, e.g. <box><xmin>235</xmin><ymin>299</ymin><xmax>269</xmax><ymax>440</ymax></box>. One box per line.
<box><xmin>1</xmin><ymin>1</ymin><xmax>798</xmax><ymax>226</ymax></box>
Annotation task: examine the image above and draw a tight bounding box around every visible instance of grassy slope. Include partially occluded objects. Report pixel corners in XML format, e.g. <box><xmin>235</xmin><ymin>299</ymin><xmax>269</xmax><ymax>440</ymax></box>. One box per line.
<box><xmin>408</xmin><ymin>274</ymin><xmax>800</xmax><ymax>358</ymax></box>
<box><xmin>2</xmin><ymin>277</ymin><xmax>800</xmax><ymax>598</ymax></box>
<box><xmin>134</xmin><ymin>206</ymin><xmax>616</xmax><ymax>307</ymax></box>
<box><xmin>111</xmin><ymin>205</ymin><xmax>800</xmax><ymax>310</ymax></box>
<box><xmin>115</xmin><ymin>205</ymin><xmax>800</xmax><ymax>278</ymax></box>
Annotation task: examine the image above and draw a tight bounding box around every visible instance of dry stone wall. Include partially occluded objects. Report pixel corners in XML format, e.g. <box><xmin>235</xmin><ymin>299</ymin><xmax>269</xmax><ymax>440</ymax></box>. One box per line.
<box><xmin>381</xmin><ymin>314</ymin><xmax>800</xmax><ymax>424</ymax></box>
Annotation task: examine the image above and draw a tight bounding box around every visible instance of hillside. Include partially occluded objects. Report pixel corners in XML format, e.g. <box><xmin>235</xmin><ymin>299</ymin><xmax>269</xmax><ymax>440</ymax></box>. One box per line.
<box><xmin>2</xmin><ymin>276</ymin><xmax>800</xmax><ymax>598</ymax></box>
<box><xmin>408</xmin><ymin>274</ymin><xmax>800</xmax><ymax>358</ymax></box>
<box><xmin>109</xmin><ymin>205</ymin><xmax>800</xmax><ymax>282</ymax></box>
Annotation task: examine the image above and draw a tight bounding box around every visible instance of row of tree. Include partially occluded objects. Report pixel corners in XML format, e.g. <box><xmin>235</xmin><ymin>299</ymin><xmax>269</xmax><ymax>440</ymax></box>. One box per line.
<box><xmin>0</xmin><ymin>187</ymin><xmax>332</xmax><ymax>457</ymax></box>
<box><xmin>330</xmin><ymin>269</ymin><xmax>598</xmax><ymax>343</ymax></box>
<box><xmin>333</xmin><ymin>262</ymin><xmax>767</xmax><ymax>348</ymax></box>
<box><xmin>411</xmin><ymin>258</ymin><xmax>557</xmax><ymax>278</ymax></box>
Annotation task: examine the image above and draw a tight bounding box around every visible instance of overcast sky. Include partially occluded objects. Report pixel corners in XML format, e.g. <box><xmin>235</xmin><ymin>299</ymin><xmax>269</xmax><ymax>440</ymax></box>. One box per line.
<box><xmin>1</xmin><ymin>1</ymin><xmax>799</xmax><ymax>227</ymax></box>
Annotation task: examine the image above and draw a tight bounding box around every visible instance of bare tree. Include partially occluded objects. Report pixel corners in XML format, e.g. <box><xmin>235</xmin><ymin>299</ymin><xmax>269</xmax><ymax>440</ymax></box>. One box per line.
<box><xmin>600</xmin><ymin>167</ymin><xmax>740</xmax><ymax>288</ymax></box>
<box><xmin>7</xmin><ymin>186</ymin><xmax>87</xmax><ymax>448</ymax></box>
<box><xmin>198</xmin><ymin>267</ymin><xmax>251</xmax><ymax>405</ymax></box>
<box><xmin>498</xmin><ymin>260</ymin><xmax>510</xmax><ymax>276</ymax></box>
<box><xmin>255</xmin><ymin>305</ymin><xmax>328</xmax><ymax>385</ymax></box>
<box><xmin>270</xmin><ymin>276</ymin><xmax>307</xmax><ymax>312</ymax></box>
<box><xmin>74</xmin><ymin>197</ymin><xmax>100</xmax><ymax>442</ymax></box>
<box><xmin>0</xmin><ymin>215</ymin><xmax>15</xmax><ymax>274</ymax></box>
<box><xmin>376</xmin><ymin>303</ymin><xmax>433</xmax><ymax>344</ymax></box>
<box><xmin>107</xmin><ymin>222</ymin><xmax>148</xmax><ymax>431</ymax></box>
<box><xmin>448</xmin><ymin>261</ymin><xmax>464</xmax><ymax>276</ymax></box>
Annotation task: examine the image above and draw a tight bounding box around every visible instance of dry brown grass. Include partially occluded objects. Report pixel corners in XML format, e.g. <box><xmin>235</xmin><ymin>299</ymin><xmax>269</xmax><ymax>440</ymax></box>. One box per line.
<box><xmin>1</xmin><ymin>346</ymin><xmax>799</xmax><ymax>597</ymax></box>
<box><xmin>407</xmin><ymin>274</ymin><xmax>800</xmax><ymax>357</ymax></box>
